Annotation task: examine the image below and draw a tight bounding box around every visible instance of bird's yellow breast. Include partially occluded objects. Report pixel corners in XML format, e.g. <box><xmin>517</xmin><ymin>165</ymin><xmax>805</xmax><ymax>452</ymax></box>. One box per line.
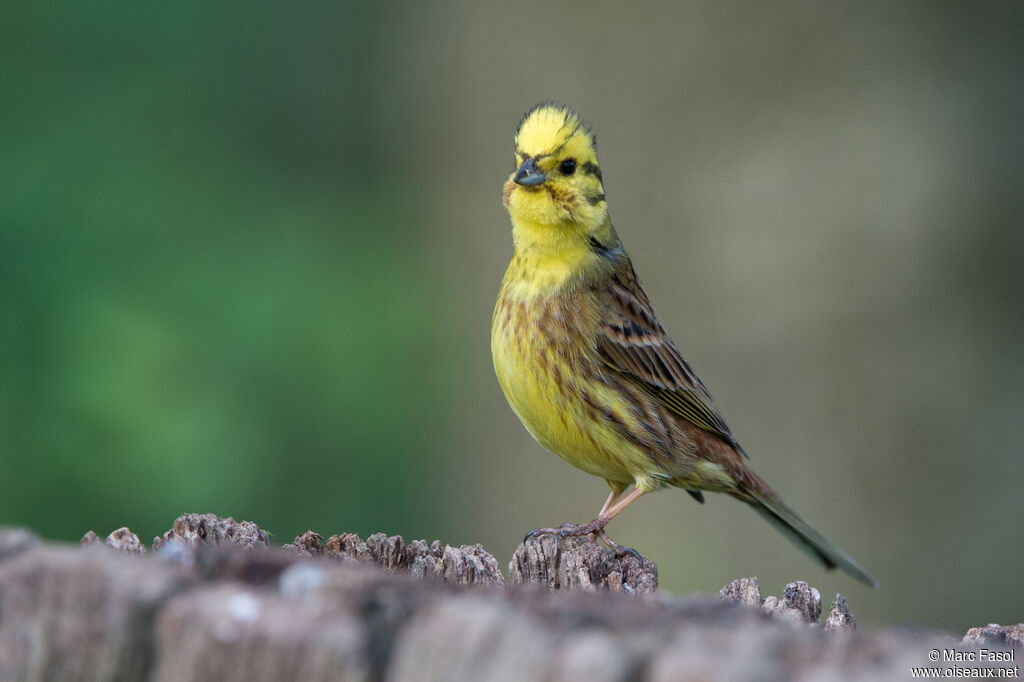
<box><xmin>491</xmin><ymin>257</ymin><xmax>653</xmax><ymax>488</ymax></box>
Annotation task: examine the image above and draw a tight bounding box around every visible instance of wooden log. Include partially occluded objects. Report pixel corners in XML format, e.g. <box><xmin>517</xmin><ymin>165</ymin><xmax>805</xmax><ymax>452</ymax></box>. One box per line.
<box><xmin>0</xmin><ymin>516</ymin><xmax>1018</xmax><ymax>682</ymax></box>
<box><xmin>508</xmin><ymin>534</ymin><xmax>657</xmax><ymax>594</ymax></box>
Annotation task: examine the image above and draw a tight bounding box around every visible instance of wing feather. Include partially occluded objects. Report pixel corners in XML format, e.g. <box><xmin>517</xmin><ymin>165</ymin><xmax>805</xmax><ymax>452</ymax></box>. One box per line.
<box><xmin>594</xmin><ymin>264</ymin><xmax>746</xmax><ymax>455</ymax></box>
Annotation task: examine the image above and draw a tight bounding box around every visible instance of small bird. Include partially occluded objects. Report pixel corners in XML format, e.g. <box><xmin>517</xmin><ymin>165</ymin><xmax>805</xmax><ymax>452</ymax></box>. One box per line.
<box><xmin>491</xmin><ymin>103</ymin><xmax>876</xmax><ymax>587</ymax></box>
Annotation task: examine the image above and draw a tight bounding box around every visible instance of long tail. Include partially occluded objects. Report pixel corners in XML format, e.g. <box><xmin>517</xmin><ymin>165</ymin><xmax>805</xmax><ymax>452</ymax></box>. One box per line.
<box><xmin>737</xmin><ymin>483</ymin><xmax>878</xmax><ymax>588</ymax></box>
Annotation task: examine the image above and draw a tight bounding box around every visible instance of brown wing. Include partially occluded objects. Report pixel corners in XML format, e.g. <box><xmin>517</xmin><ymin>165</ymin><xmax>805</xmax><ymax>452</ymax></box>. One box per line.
<box><xmin>594</xmin><ymin>264</ymin><xmax>746</xmax><ymax>456</ymax></box>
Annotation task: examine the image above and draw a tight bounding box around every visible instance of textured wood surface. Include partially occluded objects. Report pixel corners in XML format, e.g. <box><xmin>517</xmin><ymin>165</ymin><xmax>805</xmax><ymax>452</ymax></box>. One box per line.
<box><xmin>0</xmin><ymin>514</ymin><xmax>1018</xmax><ymax>682</ymax></box>
<box><xmin>509</xmin><ymin>534</ymin><xmax>657</xmax><ymax>594</ymax></box>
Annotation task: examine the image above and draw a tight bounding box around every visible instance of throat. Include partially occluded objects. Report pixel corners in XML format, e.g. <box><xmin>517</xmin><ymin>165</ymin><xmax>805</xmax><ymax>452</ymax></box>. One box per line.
<box><xmin>508</xmin><ymin>220</ymin><xmax>595</xmax><ymax>296</ymax></box>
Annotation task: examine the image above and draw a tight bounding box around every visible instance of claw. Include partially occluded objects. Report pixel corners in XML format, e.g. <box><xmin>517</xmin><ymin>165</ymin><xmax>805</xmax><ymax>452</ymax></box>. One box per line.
<box><xmin>554</xmin><ymin>522</ymin><xmax>576</xmax><ymax>537</ymax></box>
<box><xmin>524</xmin><ymin>517</ymin><xmax>613</xmax><ymax>544</ymax></box>
<box><xmin>523</xmin><ymin>528</ymin><xmax>544</xmax><ymax>542</ymax></box>
<box><xmin>525</xmin><ymin>523</ymin><xmax>643</xmax><ymax>561</ymax></box>
<box><xmin>597</xmin><ymin>530</ymin><xmax>643</xmax><ymax>561</ymax></box>
<box><xmin>525</xmin><ymin>524</ymin><xmax>643</xmax><ymax>562</ymax></box>
<box><xmin>524</xmin><ymin>523</ymin><xmax>574</xmax><ymax>542</ymax></box>
<box><xmin>525</xmin><ymin>520</ymin><xmax>596</xmax><ymax>542</ymax></box>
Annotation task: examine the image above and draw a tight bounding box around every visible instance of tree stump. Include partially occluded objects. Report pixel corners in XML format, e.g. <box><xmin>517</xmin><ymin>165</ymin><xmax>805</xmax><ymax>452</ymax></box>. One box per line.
<box><xmin>0</xmin><ymin>514</ymin><xmax>1017</xmax><ymax>682</ymax></box>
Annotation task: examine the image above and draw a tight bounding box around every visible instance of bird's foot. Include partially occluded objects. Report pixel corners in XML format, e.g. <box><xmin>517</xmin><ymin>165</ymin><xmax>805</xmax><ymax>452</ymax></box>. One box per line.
<box><xmin>596</xmin><ymin>530</ymin><xmax>643</xmax><ymax>561</ymax></box>
<box><xmin>524</xmin><ymin>522</ymin><xmax>643</xmax><ymax>561</ymax></box>
<box><xmin>524</xmin><ymin>516</ymin><xmax>609</xmax><ymax>543</ymax></box>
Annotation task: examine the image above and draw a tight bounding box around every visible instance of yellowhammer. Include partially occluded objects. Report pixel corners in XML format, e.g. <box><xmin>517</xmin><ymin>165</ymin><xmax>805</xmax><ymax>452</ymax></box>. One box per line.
<box><xmin>491</xmin><ymin>102</ymin><xmax>876</xmax><ymax>587</ymax></box>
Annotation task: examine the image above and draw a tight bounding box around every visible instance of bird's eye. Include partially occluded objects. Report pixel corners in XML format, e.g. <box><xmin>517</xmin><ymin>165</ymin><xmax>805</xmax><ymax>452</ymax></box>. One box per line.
<box><xmin>559</xmin><ymin>158</ymin><xmax>577</xmax><ymax>176</ymax></box>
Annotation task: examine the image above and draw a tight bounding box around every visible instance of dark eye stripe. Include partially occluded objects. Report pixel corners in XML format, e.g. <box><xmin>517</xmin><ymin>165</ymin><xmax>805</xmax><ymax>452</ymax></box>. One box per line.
<box><xmin>581</xmin><ymin>161</ymin><xmax>602</xmax><ymax>180</ymax></box>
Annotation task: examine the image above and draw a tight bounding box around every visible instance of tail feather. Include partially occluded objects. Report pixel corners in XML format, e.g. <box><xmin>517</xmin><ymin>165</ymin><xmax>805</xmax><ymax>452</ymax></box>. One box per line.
<box><xmin>741</xmin><ymin>486</ymin><xmax>878</xmax><ymax>589</ymax></box>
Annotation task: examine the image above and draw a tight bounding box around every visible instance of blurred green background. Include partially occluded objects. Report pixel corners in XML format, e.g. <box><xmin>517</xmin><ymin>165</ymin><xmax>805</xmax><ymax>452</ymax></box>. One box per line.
<box><xmin>2</xmin><ymin>2</ymin><xmax>1022</xmax><ymax>632</ymax></box>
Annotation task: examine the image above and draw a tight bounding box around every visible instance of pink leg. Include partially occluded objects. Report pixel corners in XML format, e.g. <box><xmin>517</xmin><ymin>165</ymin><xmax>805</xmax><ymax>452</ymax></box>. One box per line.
<box><xmin>601</xmin><ymin>487</ymin><xmax>647</xmax><ymax>521</ymax></box>
<box><xmin>598</xmin><ymin>488</ymin><xmax>623</xmax><ymax>517</ymax></box>
<box><xmin>524</xmin><ymin>487</ymin><xmax>648</xmax><ymax>560</ymax></box>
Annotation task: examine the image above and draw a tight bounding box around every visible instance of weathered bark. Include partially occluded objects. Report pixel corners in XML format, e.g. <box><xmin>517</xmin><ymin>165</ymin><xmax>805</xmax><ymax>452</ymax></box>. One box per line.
<box><xmin>963</xmin><ymin>623</ymin><xmax>1024</xmax><ymax>649</ymax></box>
<box><xmin>720</xmin><ymin>575</ymin><xmax>856</xmax><ymax>631</ymax></box>
<box><xmin>0</xmin><ymin>515</ymin><xmax>1018</xmax><ymax>682</ymax></box>
<box><xmin>0</xmin><ymin>539</ymin><xmax>192</xmax><ymax>682</ymax></box>
<box><xmin>508</xmin><ymin>534</ymin><xmax>657</xmax><ymax>594</ymax></box>
<box><xmin>152</xmin><ymin>513</ymin><xmax>270</xmax><ymax>551</ymax></box>
<box><xmin>83</xmin><ymin>527</ymin><xmax>147</xmax><ymax>555</ymax></box>
<box><xmin>285</xmin><ymin>530</ymin><xmax>504</xmax><ymax>586</ymax></box>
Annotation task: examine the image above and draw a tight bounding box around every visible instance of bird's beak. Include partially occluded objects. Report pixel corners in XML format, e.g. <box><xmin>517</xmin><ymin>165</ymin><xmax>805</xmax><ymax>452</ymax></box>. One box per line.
<box><xmin>513</xmin><ymin>158</ymin><xmax>546</xmax><ymax>186</ymax></box>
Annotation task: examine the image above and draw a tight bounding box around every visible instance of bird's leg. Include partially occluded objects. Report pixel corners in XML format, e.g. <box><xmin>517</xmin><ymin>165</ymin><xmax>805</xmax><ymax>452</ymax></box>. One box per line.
<box><xmin>601</xmin><ymin>486</ymin><xmax>647</xmax><ymax>520</ymax></box>
<box><xmin>523</xmin><ymin>516</ymin><xmax>609</xmax><ymax>541</ymax></box>
<box><xmin>595</xmin><ymin>530</ymin><xmax>643</xmax><ymax>561</ymax></box>
<box><xmin>593</xmin><ymin>487</ymin><xmax>643</xmax><ymax>557</ymax></box>
<box><xmin>597</xmin><ymin>488</ymin><xmax>622</xmax><ymax>517</ymax></box>
<box><xmin>591</xmin><ymin>487</ymin><xmax>648</xmax><ymax>559</ymax></box>
<box><xmin>525</xmin><ymin>488</ymin><xmax>625</xmax><ymax>541</ymax></box>
<box><xmin>524</xmin><ymin>487</ymin><xmax>648</xmax><ymax>563</ymax></box>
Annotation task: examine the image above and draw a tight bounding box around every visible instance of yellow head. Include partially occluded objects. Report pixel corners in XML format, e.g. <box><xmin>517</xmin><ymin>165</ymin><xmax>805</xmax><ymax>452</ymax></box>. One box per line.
<box><xmin>503</xmin><ymin>103</ymin><xmax>608</xmax><ymax>232</ymax></box>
